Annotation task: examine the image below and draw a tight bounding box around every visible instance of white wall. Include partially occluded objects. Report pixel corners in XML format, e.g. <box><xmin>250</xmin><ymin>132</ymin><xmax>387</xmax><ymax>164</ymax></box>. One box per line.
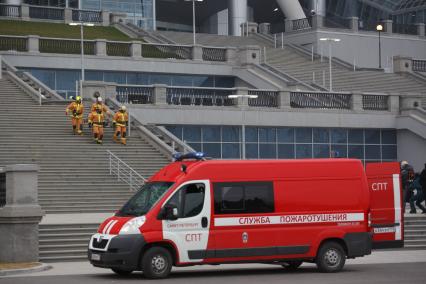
<box><xmin>397</xmin><ymin>130</ymin><xmax>426</xmax><ymax>172</ymax></box>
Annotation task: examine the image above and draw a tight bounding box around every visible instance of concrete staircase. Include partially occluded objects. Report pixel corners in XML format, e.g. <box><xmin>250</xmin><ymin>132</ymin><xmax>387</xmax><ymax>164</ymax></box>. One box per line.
<box><xmin>404</xmin><ymin>215</ymin><xmax>426</xmax><ymax>249</ymax></box>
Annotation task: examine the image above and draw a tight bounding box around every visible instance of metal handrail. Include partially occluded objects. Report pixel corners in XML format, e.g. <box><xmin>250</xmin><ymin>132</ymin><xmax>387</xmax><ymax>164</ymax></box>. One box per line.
<box><xmin>107</xmin><ymin>150</ymin><xmax>146</xmax><ymax>192</ymax></box>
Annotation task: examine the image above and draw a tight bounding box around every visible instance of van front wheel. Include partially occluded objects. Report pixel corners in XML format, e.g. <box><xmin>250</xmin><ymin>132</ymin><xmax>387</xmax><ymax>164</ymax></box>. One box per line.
<box><xmin>316</xmin><ymin>242</ymin><xmax>346</xmax><ymax>273</ymax></box>
<box><xmin>142</xmin><ymin>247</ymin><xmax>173</xmax><ymax>279</ymax></box>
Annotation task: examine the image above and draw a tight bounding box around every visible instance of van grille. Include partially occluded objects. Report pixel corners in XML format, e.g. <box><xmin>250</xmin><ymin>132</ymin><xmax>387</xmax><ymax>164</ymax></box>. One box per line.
<box><xmin>92</xmin><ymin>238</ymin><xmax>108</xmax><ymax>249</ymax></box>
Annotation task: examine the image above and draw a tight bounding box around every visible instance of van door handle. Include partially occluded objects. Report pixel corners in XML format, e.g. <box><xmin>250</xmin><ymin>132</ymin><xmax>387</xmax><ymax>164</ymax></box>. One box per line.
<box><xmin>201</xmin><ymin>217</ymin><xmax>208</xmax><ymax>228</ymax></box>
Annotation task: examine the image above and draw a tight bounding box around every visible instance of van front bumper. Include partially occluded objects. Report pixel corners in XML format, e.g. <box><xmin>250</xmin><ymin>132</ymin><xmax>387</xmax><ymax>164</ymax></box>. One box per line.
<box><xmin>88</xmin><ymin>234</ymin><xmax>146</xmax><ymax>271</ymax></box>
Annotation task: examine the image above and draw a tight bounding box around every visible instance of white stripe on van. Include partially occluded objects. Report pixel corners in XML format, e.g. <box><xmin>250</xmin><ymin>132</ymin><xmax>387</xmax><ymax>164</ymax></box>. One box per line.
<box><xmin>392</xmin><ymin>174</ymin><xmax>402</xmax><ymax>240</ymax></box>
<box><xmin>214</xmin><ymin>213</ymin><xmax>364</xmax><ymax>227</ymax></box>
<box><xmin>102</xmin><ymin>220</ymin><xmax>114</xmax><ymax>234</ymax></box>
<box><xmin>106</xmin><ymin>220</ymin><xmax>118</xmax><ymax>234</ymax></box>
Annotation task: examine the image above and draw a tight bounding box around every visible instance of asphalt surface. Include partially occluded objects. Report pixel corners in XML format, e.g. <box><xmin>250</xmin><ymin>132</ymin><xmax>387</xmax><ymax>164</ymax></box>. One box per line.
<box><xmin>1</xmin><ymin>262</ymin><xmax>425</xmax><ymax>284</ymax></box>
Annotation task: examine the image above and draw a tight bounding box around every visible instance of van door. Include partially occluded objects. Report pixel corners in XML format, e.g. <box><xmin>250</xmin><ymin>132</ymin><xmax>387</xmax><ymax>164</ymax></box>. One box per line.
<box><xmin>161</xmin><ymin>180</ymin><xmax>212</xmax><ymax>264</ymax></box>
<box><xmin>366</xmin><ymin>162</ymin><xmax>404</xmax><ymax>249</ymax></box>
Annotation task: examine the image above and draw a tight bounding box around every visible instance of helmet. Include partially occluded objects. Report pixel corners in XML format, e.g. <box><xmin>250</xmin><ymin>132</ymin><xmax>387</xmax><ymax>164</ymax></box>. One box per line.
<box><xmin>97</xmin><ymin>97</ymin><xmax>103</xmax><ymax>103</ymax></box>
<box><xmin>120</xmin><ymin>106</ymin><xmax>127</xmax><ymax>112</ymax></box>
<box><xmin>401</xmin><ymin>161</ymin><xmax>408</xmax><ymax>167</ymax></box>
<box><xmin>76</xmin><ymin>96</ymin><xmax>82</xmax><ymax>103</ymax></box>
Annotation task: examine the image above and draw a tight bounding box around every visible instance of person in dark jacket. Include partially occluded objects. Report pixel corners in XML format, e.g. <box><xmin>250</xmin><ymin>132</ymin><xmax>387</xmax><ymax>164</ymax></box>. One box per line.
<box><xmin>419</xmin><ymin>163</ymin><xmax>426</xmax><ymax>210</ymax></box>
<box><xmin>401</xmin><ymin>161</ymin><xmax>414</xmax><ymax>211</ymax></box>
<box><xmin>409</xmin><ymin>174</ymin><xmax>426</xmax><ymax>213</ymax></box>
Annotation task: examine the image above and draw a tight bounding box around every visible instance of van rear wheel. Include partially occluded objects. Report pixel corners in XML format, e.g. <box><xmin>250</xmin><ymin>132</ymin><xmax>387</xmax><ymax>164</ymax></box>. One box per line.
<box><xmin>142</xmin><ymin>247</ymin><xmax>173</xmax><ymax>279</ymax></box>
<box><xmin>316</xmin><ymin>242</ymin><xmax>346</xmax><ymax>273</ymax></box>
<box><xmin>281</xmin><ymin>260</ymin><xmax>303</xmax><ymax>270</ymax></box>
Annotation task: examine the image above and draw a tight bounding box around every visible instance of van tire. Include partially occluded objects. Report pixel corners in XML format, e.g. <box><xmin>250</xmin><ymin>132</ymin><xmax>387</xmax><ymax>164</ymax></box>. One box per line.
<box><xmin>142</xmin><ymin>247</ymin><xmax>173</xmax><ymax>279</ymax></box>
<box><xmin>111</xmin><ymin>268</ymin><xmax>133</xmax><ymax>276</ymax></box>
<box><xmin>316</xmin><ymin>242</ymin><xmax>346</xmax><ymax>273</ymax></box>
<box><xmin>281</xmin><ymin>260</ymin><xmax>303</xmax><ymax>270</ymax></box>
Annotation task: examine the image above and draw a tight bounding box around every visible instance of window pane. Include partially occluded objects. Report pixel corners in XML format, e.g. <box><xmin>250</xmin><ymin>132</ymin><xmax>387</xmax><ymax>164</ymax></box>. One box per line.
<box><xmin>244</xmin><ymin>183</ymin><xmax>274</xmax><ymax>213</ymax></box>
<box><xmin>295</xmin><ymin>128</ymin><xmax>312</xmax><ymax>143</ymax></box>
<box><xmin>189</xmin><ymin>143</ymin><xmax>201</xmax><ymax>152</ymax></box>
<box><xmin>313</xmin><ymin>128</ymin><xmax>330</xmax><ymax>143</ymax></box>
<box><xmin>30</xmin><ymin>69</ymin><xmax>55</xmax><ymax>89</ymax></box>
<box><xmin>215</xmin><ymin>76</ymin><xmax>234</xmax><ymax>88</ymax></box>
<box><xmin>149</xmin><ymin>74</ymin><xmax>171</xmax><ymax>85</ymax></box>
<box><xmin>259</xmin><ymin>128</ymin><xmax>276</xmax><ymax>143</ymax></box>
<box><xmin>259</xmin><ymin>144</ymin><xmax>276</xmax><ymax>159</ymax></box>
<box><xmin>348</xmin><ymin>145</ymin><xmax>364</xmax><ymax>159</ymax></box>
<box><xmin>365</xmin><ymin>145</ymin><xmax>381</xmax><ymax>160</ymax></box>
<box><xmin>216</xmin><ymin>185</ymin><xmax>244</xmax><ymax>212</ymax></box>
<box><xmin>277</xmin><ymin>128</ymin><xmax>294</xmax><ymax>143</ymax></box>
<box><xmin>222</xmin><ymin>126</ymin><xmax>239</xmax><ymax>142</ymax></box>
<box><xmin>222</xmin><ymin>143</ymin><xmax>240</xmax><ymax>159</ymax></box>
<box><xmin>245</xmin><ymin>127</ymin><xmax>258</xmax><ymax>142</ymax></box>
<box><xmin>382</xmin><ymin>145</ymin><xmax>397</xmax><ymax>160</ymax></box>
<box><xmin>104</xmin><ymin>71</ymin><xmax>126</xmax><ymax>84</ymax></box>
<box><xmin>182</xmin><ymin>184</ymin><xmax>205</xmax><ymax>218</ymax></box>
<box><xmin>172</xmin><ymin>75</ymin><xmax>193</xmax><ymax>86</ymax></box>
<box><xmin>313</xmin><ymin>144</ymin><xmax>330</xmax><ymax>158</ymax></box>
<box><xmin>203</xmin><ymin>143</ymin><xmax>221</xmax><ymax>158</ymax></box>
<box><xmin>246</xmin><ymin>143</ymin><xmax>258</xmax><ymax>159</ymax></box>
<box><xmin>331</xmin><ymin>145</ymin><xmax>347</xmax><ymax>158</ymax></box>
<box><xmin>381</xmin><ymin>130</ymin><xmax>397</xmax><ymax>144</ymax></box>
<box><xmin>296</xmin><ymin>144</ymin><xmax>312</xmax><ymax>158</ymax></box>
<box><xmin>183</xmin><ymin>126</ymin><xmax>201</xmax><ymax>142</ymax></box>
<box><xmin>331</xmin><ymin>129</ymin><xmax>347</xmax><ymax>144</ymax></box>
<box><xmin>278</xmin><ymin>144</ymin><xmax>295</xmax><ymax>159</ymax></box>
<box><xmin>365</xmin><ymin>130</ymin><xmax>380</xmax><ymax>144</ymax></box>
<box><xmin>165</xmin><ymin>125</ymin><xmax>182</xmax><ymax>140</ymax></box>
<box><xmin>348</xmin><ymin>129</ymin><xmax>364</xmax><ymax>144</ymax></box>
<box><xmin>202</xmin><ymin>126</ymin><xmax>220</xmax><ymax>142</ymax></box>
<box><xmin>86</xmin><ymin>71</ymin><xmax>103</xmax><ymax>81</ymax></box>
<box><xmin>193</xmin><ymin>76</ymin><xmax>213</xmax><ymax>87</ymax></box>
<box><xmin>56</xmin><ymin>70</ymin><xmax>80</xmax><ymax>91</ymax></box>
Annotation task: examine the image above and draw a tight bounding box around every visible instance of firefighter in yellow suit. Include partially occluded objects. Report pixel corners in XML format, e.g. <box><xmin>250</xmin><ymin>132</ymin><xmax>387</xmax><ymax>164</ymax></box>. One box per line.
<box><xmin>88</xmin><ymin>107</ymin><xmax>105</xmax><ymax>144</ymax></box>
<box><xmin>65</xmin><ymin>96</ymin><xmax>84</xmax><ymax>135</ymax></box>
<box><xmin>113</xmin><ymin>106</ymin><xmax>128</xmax><ymax>145</ymax></box>
<box><xmin>91</xmin><ymin>97</ymin><xmax>109</xmax><ymax>114</ymax></box>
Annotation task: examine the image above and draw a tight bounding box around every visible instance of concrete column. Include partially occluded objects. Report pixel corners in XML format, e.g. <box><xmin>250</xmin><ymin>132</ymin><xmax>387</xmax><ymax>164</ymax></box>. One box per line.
<box><xmin>228</xmin><ymin>0</ymin><xmax>247</xmax><ymax>36</ymax></box>
<box><xmin>351</xmin><ymin>92</ymin><xmax>363</xmax><ymax>112</ymax></box>
<box><xmin>28</xmin><ymin>35</ymin><xmax>39</xmax><ymax>53</ymax></box>
<box><xmin>383</xmin><ymin>20</ymin><xmax>392</xmax><ymax>33</ymax></box>
<box><xmin>415</xmin><ymin>23</ymin><xmax>425</xmax><ymax>37</ymax></box>
<box><xmin>310</xmin><ymin>0</ymin><xmax>326</xmax><ymax>17</ymax></box>
<box><xmin>348</xmin><ymin>17</ymin><xmax>359</xmax><ymax>32</ymax></box>
<box><xmin>153</xmin><ymin>84</ymin><xmax>167</xmax><ymax>105</ymax></box>
<box><xmin>0</xmin><ymin>164</ymin><xmax>44</xmax><ymax>263</ymax></box>
<box><xmin>101</xmin><ymin>10</ymin><xmax>110</xmax><ymax>27</ymax></box>
<box><xmin>192</xmin><ymin>45</ymin><xmax>203</xmax><ymax>61</ymax></box>
<box><xmin>277</xmin><ymin>0</ymin><xmax>305</xmax><ymax>21</ymax></box>
<box><xmin>64</xmin><ymin>8</ymin><xmax>72</xmax><ymax>24</ymax></box>
<box><xmin>236</xmin><ymin>45</ymin><xmax>260</xmax><ymax>66</ymax></box>
<box><xmin>82</xmin><ymin>81</ymin><xmax>117</xmax><ymax>100</ymax></box>
<box><xmin>226</xmin><ymin>47</ymin><xmax>237</xmax><ymax>64</ymax></box>
<box><xmin>0</xmin><ymin>55</ymin><xmax>2</xmax><ymax>80</ymax></box>
<box><xmin>235</xmin><ymin>87</ymin><xmax>249</xmax><ymax>107</ymax></box>
<box><xmin>258</xmin><ymin>23</ymin><xmax>271</xmax><ymax>34</ymax></box>
<box><xmin>393</xmin><ymin>56</ymin><xmax>412</xmax><ymax>73</ymax></box>
<box><xmin>311</xmin><ymin>15</ymin><xmax>323</xmax><ymax>29</ymax></box>
<box><xmin>285</xmin><ymin>19</ymin><xmax>293</xmax><ymax>32</ymax></box>
<box><xmin>20</xmin><ymin>4</ymin><xmax>29</xmax><ymax>21</ymax></box>
<box><xmin>130</xmin><ymin>41</ymin><xmax>142</xmax><ymax>58</ymax></box>
<box><xmin>400</xmin><ymin>95</ymin><xmax>423</xmax><ymax>110</ymax></box>
<box><xmin>388</xmin><ymin>94</ymin><xmax>400</xmax><ymax>113</ymax></box>
<box><xmin>95</xmin><ymin>39</ymin><xmax>107</xmax><ymax>56</ymax></box>
<box><xmin>278</xmin><ymin>90</ymin><xmax>291</xmax><ymax>109</ymax></box>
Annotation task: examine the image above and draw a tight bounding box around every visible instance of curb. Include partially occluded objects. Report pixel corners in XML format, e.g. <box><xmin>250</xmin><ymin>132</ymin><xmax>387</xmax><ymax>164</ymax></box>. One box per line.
<box><xmin>0</xmin><ymin>263</ymin><xmax>52</xmax><ymax>277</ymax></box>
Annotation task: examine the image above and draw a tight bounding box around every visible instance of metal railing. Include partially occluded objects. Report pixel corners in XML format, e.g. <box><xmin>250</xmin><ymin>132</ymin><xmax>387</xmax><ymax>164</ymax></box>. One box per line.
<box><xmin>39</xmin><ymin>38</ymin><xmax>95</xmax><ymax>54</ymax></box>
<box><xmin>290</xmin><ymin>91</ymin><xmax>352</xmax><ymax>109</ymax></box>
<box><xmin>202</xmin><ymin>47</ymin><xmax>227</xmax><ymax>62</ymax></box>
<box><xmin>116</xmin><ymin>86</ymin><xmax>154</xmax><ymax>104</ymax></box>
<box><xmin>324</xmin><ymin>16</ymin><xmax>350</xmax><ymax>29</ymax></box>
<box><xmin>107</xmin><ymin>150</ymin><xmax>146</xmax><ymax>192</ymax></box>
<box><xmin>106</xmin><ymin>41</ymin><xmax>131</xmax><ymax>57</ymax></box>
<box><xmin>167</xmin><ymin>87</ymin><xmax>237</xmax><ymax>106</ymax></box>
<box><xmin>362</xmin><ymin>94</ymin><xmax>389</xmax><ymax>111</ymax></box>
<box><xmin>72</xmin><ymin>9</ymin><xmax>102</xmax><ymax>23</ymax></box>
<box><xmin>29</xmin><ymin>5</ymin><xmax>64</xmax><ymax>20</ymax></box>
<box><xmin>248</xmin><ymin>90</ymin><xmax>279</xmax><ymax>108</ymax></box>
<box><xmin>393</xmin><ymin>23</ymin><xmax>417</xmax><ymax>35</ymax></box>
<box><xmin>292</xmin><ymin>18</ymin><xmax>311</xmax><ymax>31</ymax></box>
<box><xmin>0</xmin><ymin>36</ymin><xmax>27</xmax><ymax>52</ymax></box>
<box><xmin>0</xmin><ymin>4</ymin><xmax>21</xmax><ymax>18</ymax></box>
<box><xmin>412</xmin><ymin>59</ymin><xmax>426</xmax><ymax>72</ymax></box>
<box><xmin>142</xmin><ymin>43</ymin><xmax>191</xmax><ymax>59</ymax></box>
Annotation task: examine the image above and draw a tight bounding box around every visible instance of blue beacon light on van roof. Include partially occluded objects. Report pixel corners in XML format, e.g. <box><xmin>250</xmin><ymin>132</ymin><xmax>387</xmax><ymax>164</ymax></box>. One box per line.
<box><xmin>173</xmin><ymin>152</ymin><xmax>206</xmax><ymax>162</ymax></box>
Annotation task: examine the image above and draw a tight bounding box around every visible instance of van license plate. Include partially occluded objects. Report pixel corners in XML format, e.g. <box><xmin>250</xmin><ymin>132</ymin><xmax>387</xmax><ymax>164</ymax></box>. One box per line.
<box><xmin>91</xmin><ymin>253</ymin><xmax>101</xmax><ymax>261</ymax></box>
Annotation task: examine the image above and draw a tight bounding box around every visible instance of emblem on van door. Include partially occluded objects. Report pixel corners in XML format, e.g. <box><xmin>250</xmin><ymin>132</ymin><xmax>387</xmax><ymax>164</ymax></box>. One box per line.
<box><xmin>242</xmin><ymin>232</ymin><xmax>248</xmax><ymax>243</ymax></box>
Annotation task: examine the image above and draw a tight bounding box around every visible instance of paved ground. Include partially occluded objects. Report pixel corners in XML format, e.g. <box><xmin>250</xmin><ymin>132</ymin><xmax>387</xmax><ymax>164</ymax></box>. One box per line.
<box><xmin>1</xmin><ymin>250</ymin><xmax>425</xmax><ymax>283</ymax></box>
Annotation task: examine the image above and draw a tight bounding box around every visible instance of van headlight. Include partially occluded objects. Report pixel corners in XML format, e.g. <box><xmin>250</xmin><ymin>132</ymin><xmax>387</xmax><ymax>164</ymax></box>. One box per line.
<box><xmin>119</xmin><ymin>216</ymin><xmax>146</xmax><ymax>235</ymax></box>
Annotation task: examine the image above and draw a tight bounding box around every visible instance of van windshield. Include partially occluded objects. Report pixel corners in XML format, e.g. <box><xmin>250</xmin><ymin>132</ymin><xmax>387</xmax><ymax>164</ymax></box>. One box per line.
<box><xmin>116</xmin><ymin>182</ymin><xmax>174</xmax><ymax>217</ymax></box>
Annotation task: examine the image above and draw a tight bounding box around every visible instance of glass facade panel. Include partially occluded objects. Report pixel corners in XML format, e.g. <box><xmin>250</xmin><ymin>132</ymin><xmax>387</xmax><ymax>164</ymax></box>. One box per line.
<box><xmin>278</xmin><ymin>144</ymin><xmax>295</xmax><ymax>159</ymax></box>
<box><xmin>259</xmin><ymin>128</ymin><xmax>276</xmax><ymax>143</ymax></box>
<box><xmin>167</xmin><ymin>126</ymin><xmax>183</xmax><ymax>140</ymax></box>
<box><xmin>382</xmin><ymin>130</ymin><xmax>397</xmax><ymax>144</ymax></box>
<box><xmin>183</xmin><ymin>126</ymin><xmax>201</xmax><ymax>142</ymax></box>
<box><xmin>245</xmin><ymin>127</ymin><xmax>258</xmax><ymax>143</ymax></box>
<box><xmin>222</xmin><ymin>127</ymin><xmax>239</xmax><ymax>142</ymax></box>
<box><xmin>259</xmin><ymin>144</ymin><xmax>276</xmax><ymax>159</ymax></box>
<box><xmin>295</xmin><ymin>128</ymin><xmax>312</xmax><ymax>143</ymax></box>
<box><xmin>331</xmin><ymin>144</ymin><xmax>347</xmax><ymax>158</ymax></box>
<box><xmin>104</xmin><ymin>72</ymin><xmax>126</xmax><ymax>84</ymax></box>
<box><xmin>331</xmin><ymin>129</ymin><xmax>347</xmax><ymax>144</ymax></box>
<box><xmin>365</xmin><ymin>129</ymin><xmax>381</xmax><ymax>144</ymax></box>
<box><xmin>222</xmin><ymin>143</ymin><xmax>240</xmax><ymax>159</ymax></box>
<box><xmin>348</xmin><ymin>145</ymin><xmax>364</xmax><ymax>159</ymax></box>
<box><xmin>313</xmin><ymin>128</ymin><xmax>330</xmax><ymax>143</ymax></box>
<box><xmin>313</xmin><ymin>144</ymin><xmax>330</xmax><ymax>158</ymax></box>
<box><xmin>203</xmin><ymin>143</ymin><xmax>221</xmax><ymax>158</ymax></box>
<box><xmin>203</xmin><ymin>126</ymin><xmax>221</xmax><ymax>142</ymax></box>
<box><xmin>382</xmin><ymin>145</ymin><xmax>398</xmax><ymax>160</ymax></box>
<box><xmin>296</xmin><ymin>144</ymin><xmax>312</xmax><ymax>158</ymax></box>
<box><xmin>189</xmin><ymin>143</ymin><xmax>201</xmax><ymax>152</ymax></box>
<box><xmin>365</xmin><ymin>145</ymin><xmax>381</xmax><ymax>160</ymax></box>
<box><xmin>246</xmin><ymin>144</ymin><xmax>259</xmax><ymax>159</ymax></box>
<box><xmin>277</xmin><ymin>128</ymin><xmax>294</xmax><ymax>143</ymax></box>
<box><xmin>348</xmin><ymin>129</ymin><xmax>364</xmax><ymax>144</ymax></box>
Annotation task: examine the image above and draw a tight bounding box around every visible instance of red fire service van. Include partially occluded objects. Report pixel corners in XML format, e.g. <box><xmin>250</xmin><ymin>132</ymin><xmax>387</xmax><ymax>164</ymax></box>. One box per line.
<box><xmin>88</xmin><ymin>153</ymin><xmax>403</xmax><ymax>279</ymax></box>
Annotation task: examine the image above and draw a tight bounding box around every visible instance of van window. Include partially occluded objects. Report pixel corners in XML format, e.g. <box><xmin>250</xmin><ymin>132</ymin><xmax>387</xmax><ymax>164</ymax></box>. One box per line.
<box><xmin>214</xmin><ymin>182</ymin><xmax>274</xmax><ymax>214</ymax></box>
<box><xmin>166</xmin><ymin>183</ymin><xmax>205</xmax><ymax>218</ymax></box>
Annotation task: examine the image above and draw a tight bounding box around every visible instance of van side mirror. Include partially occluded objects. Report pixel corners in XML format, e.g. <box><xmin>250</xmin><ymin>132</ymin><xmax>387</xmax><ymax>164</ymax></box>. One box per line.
<box><xmin>159</xmin><ymin>204</ymin><xmax>179</xmax><ymax>220</ymax></box>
